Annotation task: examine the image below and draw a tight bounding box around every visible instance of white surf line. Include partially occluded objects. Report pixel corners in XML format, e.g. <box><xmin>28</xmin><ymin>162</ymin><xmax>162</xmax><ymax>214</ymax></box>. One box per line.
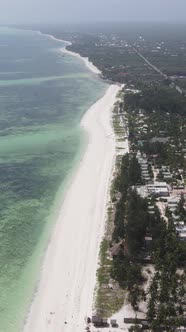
<box><xmin>34</xmin><ymin>30</ymin><xmax>101</xmax><ymax>75</ymax></box>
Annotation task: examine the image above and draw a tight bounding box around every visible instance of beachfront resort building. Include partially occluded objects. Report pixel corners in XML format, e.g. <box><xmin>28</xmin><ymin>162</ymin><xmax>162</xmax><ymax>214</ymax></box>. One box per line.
<box><xmin>147</xmin><ymin>182</ymin><xmax>170</xmax><ymax>197</ymax></box>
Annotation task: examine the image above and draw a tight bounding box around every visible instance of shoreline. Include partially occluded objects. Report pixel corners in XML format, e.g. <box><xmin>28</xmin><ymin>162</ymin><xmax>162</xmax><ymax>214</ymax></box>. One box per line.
<box><xmin>34</xmin><ymin>30</ymin><xmax>101</xmax><ymax>75</ymax></box>
<box><xmin>61</xmin><ymin>47</ymin><xmax>101</xmax><ymax>75</ymax></box>
<box><xmin>23</xmin><ymin>84</ymin><xmax>122</xmax><ymax>332</ymax></box>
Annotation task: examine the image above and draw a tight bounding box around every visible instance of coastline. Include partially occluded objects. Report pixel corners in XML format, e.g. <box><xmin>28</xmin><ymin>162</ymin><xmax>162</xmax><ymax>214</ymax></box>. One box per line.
<box><xmin>61</xmin><ymin>47</ymin><xmax>101</xmax><ymax>75</ymax></box>
<box><xmin>23</xmin><ymin>83</ymin><xmax>122</xmax><ymax>332</ymax></box>
<box><xmin>24</xmin><ymin>31</ymin><xmax>122</xmax><ymax>332</ymax></box>
<box><xmin>35</xmin><ymin>30</ymin><xmax>101</xmax><ymax>75</ymax></box>
<box><xmin>29</xmin><ymin>27</ymin><xmax>186</xmax><ymax>332</ymax></box>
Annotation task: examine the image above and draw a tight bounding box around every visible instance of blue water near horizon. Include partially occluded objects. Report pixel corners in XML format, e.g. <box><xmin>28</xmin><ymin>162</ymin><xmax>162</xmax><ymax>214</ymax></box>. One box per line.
<box><xmin>0</xmin><ymin>27</ymin><xmax>107</xmax><ymax>332</ymax></box>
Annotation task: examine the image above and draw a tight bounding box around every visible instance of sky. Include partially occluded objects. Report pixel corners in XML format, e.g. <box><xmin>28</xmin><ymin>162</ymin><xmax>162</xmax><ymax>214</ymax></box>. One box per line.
<box><xmin>1</xmin><ymin>0</ymin><xmax>186</xmax><ymax>24</ymax></box>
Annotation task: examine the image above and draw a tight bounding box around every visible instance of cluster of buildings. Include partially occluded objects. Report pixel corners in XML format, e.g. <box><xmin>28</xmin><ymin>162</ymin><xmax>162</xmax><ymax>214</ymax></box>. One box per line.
<box><xmin>135</xmin><ymin>151</ymin><xmax>186</xmax><ymax>242</ymax></box>
<box><xmin>91</xmin><ymin>316</ymin><xmax>117</xmax><ymax>328</ymax></box>
<box><xmin>134</xmin><ymin>110</ymin><xmax>149</xmax><ymax>136</ymax></box>
<box><xmin>146</xmin><ymin>182</ymin><xmax>169</xmax><ymax>197</ymax></box>
<box><xmin>168</xmin><ymin>196</ymin><xmax>186</xmax><ymax>242</ymax></box>
<box><xmin>137</xmin><ymin>152</ymin><xmax>151</xmax><ymax>182</ymax></box>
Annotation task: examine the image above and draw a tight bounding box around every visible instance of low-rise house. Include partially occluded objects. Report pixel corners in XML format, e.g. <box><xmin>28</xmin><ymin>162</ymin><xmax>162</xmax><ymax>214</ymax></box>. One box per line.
<box><xmin>111</xmin><ymin>319</ymin><xmax>117</xmax><ymax>327</ymax></box>
<box><xmin>142</xmin><ymin>170</ymin><xmax>149</xmax><ymax>175</ymax></box>
<box><xmin>92</xmin><ymin>316</ymin><xmax>102</xmax><ymax>326</ymax></box>
<box><xmin>111</xmin><ymin>240</ymin><xmax>129</xmax><ymax>257</ymax></box>
<box><xmin>148</xmin><ymin>205</ymin><xmax>155</xmax><ymax>214</ymax></box>
<box><xmin>141</xmin><ymin>165</ymin><xmax>148</xmax><ymax>170</ymax></box>
<box><xmin>177</xmin><ymin>226</ymin><xmax>186</xmax><ymax>233</ymax></box>
<box><xmin>145</xmin><ymin>236</ymin><xmax>153</xmax><ymax>250</ymax></box>
<box><xmin>172</xmin><ymin>214</ymin><xmax>181</xmax><ymax>221</ymax></box>
<box><xmin>168</xmin><ymin>197</ymin><xmax>180</xmax><ymax>207</ymax></box>
<box><xmin>163</xmin><ymin>172</ymin><xmax>172</xmax><ymax>179</ymax></box>
<box><xmin>143</xmin><ymin>176</ymin><xmax>151</xmax><ymax>182</ymax></box>
<box><xmin>147</xmin><ymin>182</ymin><xmax>170</xmax><ymax>197</ymax></box>
<box><xmin>179</xmin><ymin>232</ymin><xmax>186</xmax><ymax>242</ymax></box>
<box><xmin>134</xmin><ymin>185</ymin><xmax>148</xmax><ymax>198</ymax></box>
<box><xmin>102</xmin><ymin>318</ymin><xmax>108</xmax><ymax>326</ymax></box>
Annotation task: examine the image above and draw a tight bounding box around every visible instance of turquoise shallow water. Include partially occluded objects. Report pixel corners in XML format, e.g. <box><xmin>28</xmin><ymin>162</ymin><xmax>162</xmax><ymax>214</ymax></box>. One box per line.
<box><xmin>0</xmin><ymin>27</ymin><xmax>107</xmax><ymax>332</ymax></box>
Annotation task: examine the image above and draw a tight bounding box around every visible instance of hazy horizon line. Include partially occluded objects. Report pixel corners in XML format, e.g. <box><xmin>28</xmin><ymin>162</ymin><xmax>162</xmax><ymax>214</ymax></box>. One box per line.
<box><xmin>4</xmin><ymin>19</ymin><xmax>186</xmax><ymax>26</ymax></box>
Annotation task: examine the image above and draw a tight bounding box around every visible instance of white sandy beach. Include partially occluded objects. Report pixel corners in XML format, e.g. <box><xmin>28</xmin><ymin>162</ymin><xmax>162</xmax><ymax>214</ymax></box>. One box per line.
<box><xmin>62</xmin><ymin>47</ymin><xmax>101</xmax><ymax>74</ymax></box>
<box><xmin>36</xmin><ymin>30</ymin><xmax>101</xmax><ymax>74</ymax></box>
<box><xmin>23</xmin><ymin>83</ymin><xmax>121</xmax><ymax>332</ymax></box>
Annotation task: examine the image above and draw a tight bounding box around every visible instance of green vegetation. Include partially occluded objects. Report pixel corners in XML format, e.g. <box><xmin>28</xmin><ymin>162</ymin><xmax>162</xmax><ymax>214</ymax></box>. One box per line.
<box><xmin>113</xmin><ymin>154</ymin><xmax>142</xmax><ymax>241</ymax></box>
<box><xmin>111</xmin><ymin>155</ymin><xmax>148</xmax><ymax>308</ymax></box>
<box><xmin>147</xmin><ymin>219</ymin><xmax>186</xmax><ymax>331</ymax></box>
<box><xmin>51</xmin><ymin>24</ymin><xmax>186</xmax><ymax>325</ymax></box>
<box><xmin>96</xmin><ymin>218</ymin><xmax>126</xmax><ymax>317</ymax></box>
<box><xmin>124</xmin><ymin>83</ymin><xmax>186</xmax><ymax>175</ymax></box>
<box><xmin>125</xmin><ymin>82</ymin><xmax>186</xmax><ymax>116</ymax></box>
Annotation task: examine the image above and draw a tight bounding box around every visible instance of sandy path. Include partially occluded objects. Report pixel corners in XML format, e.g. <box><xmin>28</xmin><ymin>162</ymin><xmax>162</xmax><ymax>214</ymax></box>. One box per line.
<box><xmin>23</xmin><ymin>84</ymin><xmax>120</xmax><ymax>332</ymax></box>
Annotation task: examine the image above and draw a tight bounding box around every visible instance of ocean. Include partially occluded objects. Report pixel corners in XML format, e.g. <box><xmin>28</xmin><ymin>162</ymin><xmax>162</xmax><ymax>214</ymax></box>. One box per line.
<box><xmin>0</xmin><ymin>27</ymin><xmax>107</xmax><ymax>331</ymax></box>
